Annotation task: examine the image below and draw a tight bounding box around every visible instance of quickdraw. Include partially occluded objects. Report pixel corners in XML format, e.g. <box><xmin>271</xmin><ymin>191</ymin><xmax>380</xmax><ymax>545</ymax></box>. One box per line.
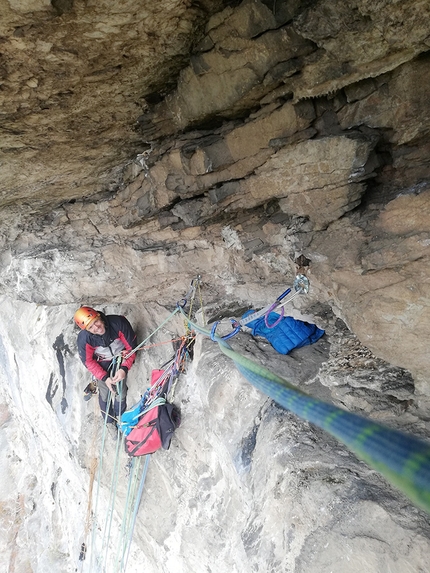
<box><xmin>177</xmin><ymin>274</ymin><xmax>202</xmax><ymax>309</ymax></box>
<box><xmin>210</xmin><ymin>274</ymin><xmax>310</xmax><ymax>341</ymax></box>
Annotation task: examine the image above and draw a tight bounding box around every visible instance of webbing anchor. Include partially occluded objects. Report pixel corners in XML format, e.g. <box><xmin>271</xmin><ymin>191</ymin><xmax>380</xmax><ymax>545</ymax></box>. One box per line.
<box><xmin>294</xmin><ymin>274</ymin><xmax>309</xmax><ymax>294</ymax></box>
<box><xmin>210</xmin><ymin>274</ymin><xmax>310</xmax><ymax>340</ymax></box>
<box><xmin>240</xmin><ymin>274</ymin><xmax>310</xmax><ymax>330</ymax></box>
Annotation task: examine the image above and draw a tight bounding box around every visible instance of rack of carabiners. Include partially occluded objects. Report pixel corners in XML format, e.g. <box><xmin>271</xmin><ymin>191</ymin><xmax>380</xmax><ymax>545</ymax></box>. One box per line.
<box><xmin>144</xmin><ymin>335</ymin><xmax>195</xmax><ymax>406</ymax></box>
<box><xmin>206</xmin><ymin>273</ymin><xmax>310</xmax><ymax>341</ymax></box>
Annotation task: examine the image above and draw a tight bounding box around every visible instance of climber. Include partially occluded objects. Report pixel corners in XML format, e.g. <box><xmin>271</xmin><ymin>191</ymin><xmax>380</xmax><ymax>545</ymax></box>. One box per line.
<box><xmin>74</xmin><ymin>306</ymin><xmax>137</xmax><ymax>437</ymax></box>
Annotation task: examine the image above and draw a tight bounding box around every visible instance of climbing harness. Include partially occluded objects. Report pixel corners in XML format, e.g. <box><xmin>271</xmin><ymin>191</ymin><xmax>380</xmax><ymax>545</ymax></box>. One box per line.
<box><xmin>208</xmin><ymin>274</ymin><xmax>310</xmax><ymax>340</ymax></box>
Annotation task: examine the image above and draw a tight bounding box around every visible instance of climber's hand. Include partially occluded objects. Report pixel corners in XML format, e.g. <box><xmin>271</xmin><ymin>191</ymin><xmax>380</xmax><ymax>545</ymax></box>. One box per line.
<box><xmin>111</xmin><ymin>369</ymin><xmax>126</xmax><ymax>385</ymax></box>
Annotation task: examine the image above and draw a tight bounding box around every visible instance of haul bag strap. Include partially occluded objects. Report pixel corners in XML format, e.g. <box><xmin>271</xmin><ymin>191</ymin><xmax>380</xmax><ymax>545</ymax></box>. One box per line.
<box><xmin>128</xmin><ymin>421</ymin><xmax>157</xmax><ymax>456</ymax></box>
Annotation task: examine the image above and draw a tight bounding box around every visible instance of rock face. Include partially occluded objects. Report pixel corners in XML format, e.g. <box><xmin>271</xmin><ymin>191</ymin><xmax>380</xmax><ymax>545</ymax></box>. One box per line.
<box><xmin>0</xmin><ymin>0</ymin><xmax>226</xmax><ymax>208</ymax></box>
<box><xmin>1</xmin><ymin>298</ymin><xmax>430</xmax><ymax>573</ymax></box>
<box><xmin>1</xmin><ymin>0</ymin><xmax>429</xmax><ymax>387</ymax></box>
<box><xmin>0</xmin><ymin>0</ymin><xmax>429</xmax><ymax>572</ymax></box>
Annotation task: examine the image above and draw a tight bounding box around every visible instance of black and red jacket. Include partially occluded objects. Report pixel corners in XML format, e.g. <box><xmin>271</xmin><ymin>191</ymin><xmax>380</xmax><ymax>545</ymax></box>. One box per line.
<box><xmin>77</xmin><ymin>313</ymin><xmax>137</xmax><ymax>381</ymax></box>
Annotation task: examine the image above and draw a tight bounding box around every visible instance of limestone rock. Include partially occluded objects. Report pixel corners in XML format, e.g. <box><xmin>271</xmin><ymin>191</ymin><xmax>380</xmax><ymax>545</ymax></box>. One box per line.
<box><xmin>223</xmin><ymin>134</ymin><xmax>376</xmax><ymax>230</ymax></box>
<box><xmin>338</xmin><ymin>55</ymin><xmax>430</xmax><ymax>146</ymax></box>
<box><xmin>0</xmin><ymin>1</ymin><xmax>430</xmax><ymax>571</ymax></box>
<box><xmin>0</xmin><ymin>0</ymin><xmax>225</xmax><ymax>209</ymax></box>
<box><xmin>302</xmin><ymin>189</ymin><xmax>430</xmax><ymax>388</ymax></box>
<box><xmin>292</xmin><ymin>0</ymin><xmax>430</xmax><ymax>100</ymax></box>
<box><xmin>1</xmin><ymin>299</ymin><xmax>429</xmax><ymax>573</ymax></box>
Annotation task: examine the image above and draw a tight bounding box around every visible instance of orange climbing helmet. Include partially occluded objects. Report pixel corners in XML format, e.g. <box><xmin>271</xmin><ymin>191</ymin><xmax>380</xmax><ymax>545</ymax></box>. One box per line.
<box><xmin>74</xmin><ymin>306</ymin><xmax>100</xmax><ymax>330</ymax></box>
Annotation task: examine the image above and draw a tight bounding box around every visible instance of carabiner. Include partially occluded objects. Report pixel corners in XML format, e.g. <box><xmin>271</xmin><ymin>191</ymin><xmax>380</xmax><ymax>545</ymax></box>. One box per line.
<box><xmin>210</xmin><ymin>319</ymin><xmax>241</xmax><ymax>341</ymax></box>
<box><xmin>276</xmin><ymin>287</ymin><xmax>292</xmax><ymax>302</ymax></box>
<box><xmin>177</xmin><ymin>275</ymin><xmax>202</xmax><ymax>309</ymax></box>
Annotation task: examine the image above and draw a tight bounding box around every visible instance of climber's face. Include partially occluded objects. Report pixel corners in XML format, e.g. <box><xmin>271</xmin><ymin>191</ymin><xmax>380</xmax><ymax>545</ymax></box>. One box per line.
<box><xmin>87</xmin><ymin>318</ymin><xmax>106</xmax><ymax>335</ymax></box>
